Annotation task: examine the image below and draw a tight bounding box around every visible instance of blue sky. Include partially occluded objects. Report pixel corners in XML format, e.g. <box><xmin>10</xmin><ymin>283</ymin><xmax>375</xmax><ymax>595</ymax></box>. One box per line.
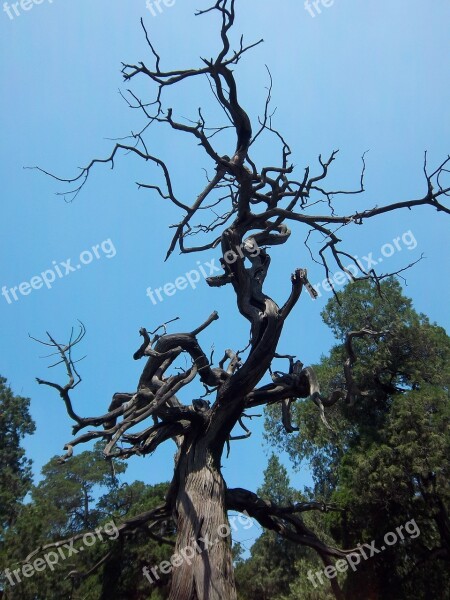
<box><xmin>1</xmin><ymin>0</ymin><xmax>449</xmax><ymax>552</ymax></box>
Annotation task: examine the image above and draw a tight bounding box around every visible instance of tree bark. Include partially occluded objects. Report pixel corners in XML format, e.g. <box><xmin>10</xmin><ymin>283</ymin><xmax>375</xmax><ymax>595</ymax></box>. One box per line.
<box><xmin>169</xmin><ymin>436</ymin><xmax>236</xmax><ymax>600</ymax></box>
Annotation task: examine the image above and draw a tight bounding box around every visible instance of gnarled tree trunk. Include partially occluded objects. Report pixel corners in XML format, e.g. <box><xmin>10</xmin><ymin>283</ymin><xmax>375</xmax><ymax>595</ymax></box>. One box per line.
<box><xmin>169</xmin><ymin>436</ymin><xmax>235</xmax><ymax>600</ymax></box>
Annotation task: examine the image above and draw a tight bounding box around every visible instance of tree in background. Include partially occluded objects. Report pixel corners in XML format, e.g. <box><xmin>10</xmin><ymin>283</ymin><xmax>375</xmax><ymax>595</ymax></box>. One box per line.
<box><xmin>266</xmin><ymin>279</ymin><xmax>450</xmax><ymax>599</ymax></box>
<box><xmin>0</xmin><ymin>377</ymin><xmax>35</xmax><ymax>598</ymax></box>
<box><xmin>27</xmin><ymin>0</ymin><xmax>450</xmax><ymax>597</ymax></box>
<box><xmin>235</xmin><ymin>455</ymin><xmax>345</xmax><ymax>600</ymax></box>
<box><xmin>0</xmin><ymin>375</ymin><xmax>36</xmax><ymax>589</ymax></box>
<box><xmin>0</xmin><ymin>378</ymin><xmax>35</xmax><ymax>535</ymax></box>
<box><xmin>2</xmin><ymin>442</ymin><xmax>174</xmax><ymax>599</ymax></box>
<box><xmin>33</xmin><ymin>442</ymin><xmax>126</xmax><ymax>534</ymax></box>
<box><xmin>235</xmin><ymin>455</ymin><xmax>306</xmax><ymax>600</ymax></box>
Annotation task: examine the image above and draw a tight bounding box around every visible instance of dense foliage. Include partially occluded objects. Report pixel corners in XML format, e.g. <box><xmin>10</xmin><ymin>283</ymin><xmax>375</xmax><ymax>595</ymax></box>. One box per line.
<box><xmin>0</xmin><ymin>378</ymin><xmax>35</xmax><ymax>534</ymax></box>
<box><xmin>1</xmin><ymin>434</ymin><xmax>173</xmax><ymax>599</ymax></box>
<box><xmin>263</xmin><ymin>279</ymin><xmax>450</xmax><ymax>599</ymax></box>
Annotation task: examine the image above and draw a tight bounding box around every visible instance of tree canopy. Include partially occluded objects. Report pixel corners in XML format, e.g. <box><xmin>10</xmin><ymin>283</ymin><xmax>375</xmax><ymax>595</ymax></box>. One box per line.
<box><xmin>0</xmin><ymin>377</ymin><xmax>35</xmax><ymax>534</ymax></box>
<box><xmin>265</xmin><ymin>279</ymin><xmax>450</xmax><ymax>599</ymax></box>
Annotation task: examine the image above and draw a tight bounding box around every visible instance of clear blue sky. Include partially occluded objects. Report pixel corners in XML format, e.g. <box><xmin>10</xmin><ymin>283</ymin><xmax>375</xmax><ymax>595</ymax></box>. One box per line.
<box><xmin>1</xmin><ymin>0</ymin><xmax>449</xmax><ymax>547</ymax></box>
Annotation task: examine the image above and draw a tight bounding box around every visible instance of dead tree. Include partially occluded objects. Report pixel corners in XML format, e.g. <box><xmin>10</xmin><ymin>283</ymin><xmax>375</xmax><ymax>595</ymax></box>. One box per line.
<box><xmin>31</xmin><ymin>2</ymin><xmax>449</xmax><ymax>599</ymax></box>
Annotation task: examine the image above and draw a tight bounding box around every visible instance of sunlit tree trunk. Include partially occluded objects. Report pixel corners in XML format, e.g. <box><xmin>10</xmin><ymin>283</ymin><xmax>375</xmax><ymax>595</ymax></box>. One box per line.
<box><xmin>169</xmin><ymin>437</ymin><xmax>236</xmax><ymax>600</ymax></box>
